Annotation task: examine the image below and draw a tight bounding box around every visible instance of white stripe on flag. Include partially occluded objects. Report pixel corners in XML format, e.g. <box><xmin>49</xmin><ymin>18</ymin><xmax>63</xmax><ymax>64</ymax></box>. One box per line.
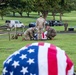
<box><xmin>38</xmin><ymin>43</ymin><xmax>50</xmax><ymax>75</ymax></box>
<box><xmin>56</xmin><ymin>47</ymin><xmax>67</xmax><ymax>75</ymax></box>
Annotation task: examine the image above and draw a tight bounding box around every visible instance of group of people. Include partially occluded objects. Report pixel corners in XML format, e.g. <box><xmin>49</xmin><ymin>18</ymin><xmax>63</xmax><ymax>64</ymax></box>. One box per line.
<box><xmin>2</xmin><ymin>15</ymin><xmax>75</xmax><ymax>75</ymax></box>
<box><xmin>22</xmin><ymin>14</ymin><xmax>56</xmax><ymax>41</ymax></box>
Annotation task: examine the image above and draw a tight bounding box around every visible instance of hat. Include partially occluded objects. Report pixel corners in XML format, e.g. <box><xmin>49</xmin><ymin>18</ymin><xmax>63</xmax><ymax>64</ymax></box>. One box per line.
<box><xmin>2</xmin><ymin>42</ymin><xmax>74</xmax><ymax>75</ymax></box>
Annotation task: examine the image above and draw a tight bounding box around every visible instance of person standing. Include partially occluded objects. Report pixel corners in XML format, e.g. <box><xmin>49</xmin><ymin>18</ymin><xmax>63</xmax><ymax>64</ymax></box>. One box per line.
<box><xmin>64</xmin><ymin>21</ymin><xmax>68</xmax><ymax>31</ymax></box>
<box><xmin>36</xmin><ymin>14</ymin><xmax>45</xmax><ymax>40</ymax></box>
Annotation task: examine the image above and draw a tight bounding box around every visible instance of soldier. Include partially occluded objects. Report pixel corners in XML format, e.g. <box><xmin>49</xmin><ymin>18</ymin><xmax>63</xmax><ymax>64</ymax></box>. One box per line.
<box><xmin>64</xmin><ymin>21</ymin><xmax>68</xmax><ymax>31</ymax></box>
<box><xmin>36</xmin><ymin>14</ymin><xmax>45</xmax><ymax>40</ymax></box>
<box><xmin>45</xmin><ymin>23</ymin><xmax>56</xmax><ymax>40</ymax></box>
<box><xmin>22</xmin><ymin>27</ymin><xmax>37</xmax><ymax>40</ymax></box>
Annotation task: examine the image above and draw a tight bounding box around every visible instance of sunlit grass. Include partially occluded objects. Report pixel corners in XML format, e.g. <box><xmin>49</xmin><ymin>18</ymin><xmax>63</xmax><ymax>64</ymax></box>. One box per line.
<box><xmin>0</xmin><ymin>33</ymin><xmax>76</xmax><ymax>74</ymax></box>
<box><xmin>0</xmin><ymin>11</ymin><xmax>76</xmax><ymax>74</ymax></box>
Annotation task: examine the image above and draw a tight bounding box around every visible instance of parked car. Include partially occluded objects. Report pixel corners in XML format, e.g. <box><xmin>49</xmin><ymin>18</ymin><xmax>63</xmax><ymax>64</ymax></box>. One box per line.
<box><xmin>53</xmin><ymin>20</ymin><xmax>64</xmax><ymax>26</ymax></box>
<box><xmin>46</xmin><ymin>20</ymin><xmax>55</xmax><ymax>26</ymax></box>
<box><xmin>46</xmin><ymin>20</ymin><xmax>64</xmax><ymax>26</ymax></box>
<box><xmin>29</xmin><ymin>21</ymin><xmax>54</xmax><ymax>27</ymax></box>
<box><xmin>5</xmin><ymin>20</ymin><xmax>24</xmax><ymax>28</ymax></box>
<box><xmin>28</xmin><ymin>20</ymin><xmax>63</xmax><ymax>28</ymax></box>
<box><xmin>29</xmin><ymin>22</ymin><xmax>36</xmax><ymax>28</ymax></box>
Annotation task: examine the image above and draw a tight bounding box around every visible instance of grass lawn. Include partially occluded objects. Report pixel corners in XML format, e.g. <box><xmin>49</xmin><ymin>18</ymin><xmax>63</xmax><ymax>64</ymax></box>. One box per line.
<box><xmin>0</xmin><ymin>11</ymin><xmax>76</xmax><ymax>26</ymax></box>
<box><xmin>0</xmin><ymin>33</ymin><xmax>76</xmax><ymax>74</ymax></box>
<box><xmin>0</xmin><ymin>11</ymin><xmax>76</xmax><ymax>74</ymax></box>
<box><xmin>0</xmin><ymin>11</ymin><xmax>76</xmax><ymax>32</ymax></box>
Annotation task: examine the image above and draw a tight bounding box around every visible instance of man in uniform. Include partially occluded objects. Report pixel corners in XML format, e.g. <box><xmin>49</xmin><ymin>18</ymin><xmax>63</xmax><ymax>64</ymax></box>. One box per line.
<box><xmin>45</xmin><ymin>23</ymin><xmax>56</xmax><ymax>40</ymax></box>
<box><xmin>36</xmin><ymin>14</ymin><xmax>45</xmax><ymax>40</ymax></box>
<box><xmin>64</xmin><ymin>21</ymin><xmax>68</xmax><ymax>31</ymax></box>
<box><xmin>22</xmin><ymin>27</ymin><xmax>37</xmax><ymax>40</ymax></box>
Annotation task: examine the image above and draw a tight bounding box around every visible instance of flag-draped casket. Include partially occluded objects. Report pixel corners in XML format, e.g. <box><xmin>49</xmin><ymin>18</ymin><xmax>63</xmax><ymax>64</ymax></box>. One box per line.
<box><xmin>2</xmin><ymin>42</ymin><xmax>74</xmax><ymax>75</ymax></box>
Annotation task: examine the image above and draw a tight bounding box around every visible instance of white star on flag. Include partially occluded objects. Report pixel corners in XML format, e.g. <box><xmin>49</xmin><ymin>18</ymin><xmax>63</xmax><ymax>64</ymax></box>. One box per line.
<box><xmin>10</xmin><ymin>71</ymin><xmax>13</xmax><ymax>75</ymax></box>
<box><xmin>12</xmin><ymin>61</ymin><xmax>20</xmax><ymax>68</ymax></box>
<box><xmin>28</xmin><ymin>49</ymin><xmax>35</xmax><ymax>53</ymax></box>
<box><xmin>6</xmin><ymin>58</ymin><xmax>12</xmax><ymax>64</ymax></box>
<box><xmin>20</xmin><ymin>67</ymin><xmax>28</xmax><ymax>75</ymax></box>
<box><xmin>27</xmin><ymin>58</ymin><xmax>34</xmax><ymax>65</ymax></box>
<box><xmin>20</xmin><ymin>54</ymin><xmax>27</xmax><ymax>60</ymax></box>
<box><xmin>3</xmin><ymin>67</ymin><xmax>8</xmax><ymax>75</ymax></box>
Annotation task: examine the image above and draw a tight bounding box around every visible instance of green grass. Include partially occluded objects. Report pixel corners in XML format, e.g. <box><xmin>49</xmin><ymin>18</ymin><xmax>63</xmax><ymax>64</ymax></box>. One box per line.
<box><xmin>0</xmin><ymin>11</ymin><xmax>76</xmax><ymax>26</ymax></box>
<box><xmin>0</xmin><ymin>11</ymin><xmax>76</xmax><ymax>74</ymax></box>
<box><xmin>0</xmin><ymin>33</ymin><xmax>76</xmax><ymax>74</ymax></box>
<box><xmin>0</xmin><ymin>11</ymin><xmax>76</xmax><ymax>32</ymax></box>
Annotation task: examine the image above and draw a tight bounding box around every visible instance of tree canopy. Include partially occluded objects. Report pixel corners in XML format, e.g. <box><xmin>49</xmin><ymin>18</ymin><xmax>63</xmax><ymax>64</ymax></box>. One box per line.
<box><xmin>0</xmin><ymin>0</ymin><xmax>76</xmax><ymax>20</ymax></box>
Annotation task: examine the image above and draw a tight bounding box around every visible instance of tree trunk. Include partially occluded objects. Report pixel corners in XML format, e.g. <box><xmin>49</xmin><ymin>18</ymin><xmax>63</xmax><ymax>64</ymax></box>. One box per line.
<box><xmin>19</xmin><ymin>12</ymin><xmax>23</xmax><ymax>17</ymax></box>
<box><xmin>27</xmin><ymin>12</ymin><xmax>29</xmax><ymax>17</ymax></box>
<box><xmin>13</xmin><ymin>11</ymin><xmax>15</xmax><ymax>17</ymax></box>
<box><xmin>41</xmin><ymin>11</ymin><xmax>48</xmax><ymax>20</ymax></box>
<box><xmin>52</xmin><ymin>12</ymin><xmax>55</xmax><ymax>20</ymax></box>
<box><xmin>38</xmin><ymin>11</ymin><xmax>40</xmax><ymax>15</ymax></box>
<box><xmin>1</xmin><ymin>15</ymin><xmax>3</xmax><ymax>20</ymax></box>
<box><xmin>60</xmin><ymin>12</ymin><xmax>62</xmax><ymax>21</ymax></box>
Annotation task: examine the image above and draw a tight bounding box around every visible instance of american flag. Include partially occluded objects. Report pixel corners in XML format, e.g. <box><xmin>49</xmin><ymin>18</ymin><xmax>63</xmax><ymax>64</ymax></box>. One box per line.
<box><xmin>41</xmin><ymin>32</ymin><xmax>47</xmax><ymax>39</ymax></box>
<box><xmin>2</xmin><ymin>42</ymin><xmax>74</xmax><ymax>75</ymax></box>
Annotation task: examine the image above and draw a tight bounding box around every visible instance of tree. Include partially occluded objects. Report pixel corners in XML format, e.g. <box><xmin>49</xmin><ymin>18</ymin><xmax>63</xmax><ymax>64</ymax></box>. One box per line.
<box><xmin>22</xmin><ymin>0</ymin><xmax>34</xmax><ymax>17</ymax></box>
<box><xmin>0</xmin><ymin>0</ymin><xmax>6</xmax><ymax>3</ymax></box>
<box><xmin>58</xmin><ymin>0</ymin><xmax>69</xmax><ymax>21</ymax></box>
<box><xmin>0</xmin><ymin>8</ymin><xmax>6</xmax><ymax>20</ymax></box>
<box><xmin>16</xmin><ymin>1</ymin><xmax>26</xmax><ymax>17</ymax></box>
<box><xmin>56</xmin><ymin>0</ymin><xmax>75</xmax><ymax>21</ymax></box>
<box><xmin>6</xmin><ymin>0</ymin><xmax>18</xmax><ymax>16</ymax></box>
<box><xmin>1</xmin><ymin>0</ymin><xmax>75</xmax><ymax>20</ymax></box>
<box><xmin>32</xmin><ymin>0</ymin><xmax>74</xmax><ymax>21</ymax></box>
<box><xmin>7</xmin><ymin>0</ymin><xmax>33</xmax><ymax>17</ymax></box>
<box><xmin>32</xmin><ymin>0</ymin><xmax>62</xmax><ymax>20</ymax></box>
<box><xmin>0</xmin><ymin>2</ymin><xmax>7</xmax><ymax>20</ymax></box>
<box><xmin>68</xmin><ymin>0</ymin><xmax>76</xmax><ymax>11</ymax></box>
<box><xmin>6</xmin><ymin>0</ymin><xmax>26</xmax><ymax>17</ymax></box>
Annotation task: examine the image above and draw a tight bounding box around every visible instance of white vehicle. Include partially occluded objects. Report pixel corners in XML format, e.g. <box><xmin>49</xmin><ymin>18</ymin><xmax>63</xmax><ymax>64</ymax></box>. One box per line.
<box><xmin>5</xmin><ymin>20</ymin><xmax>24</xmax><ymax>28</ymax></box>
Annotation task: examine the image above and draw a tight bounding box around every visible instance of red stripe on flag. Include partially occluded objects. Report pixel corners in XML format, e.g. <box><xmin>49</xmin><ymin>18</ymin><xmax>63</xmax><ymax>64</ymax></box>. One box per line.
<box><xmin>38</xmin><ymin>42</ymin><xmax>44</xmax><ymax>46</ymax></box>
<box><xmin>42</xmin><ymin>32</ymin><xmax>44</xmax><ymax>38</ymax></box>
<box><xmin>65</xmin><ymin>54</ymin><xmax>74</xmax><ymax>75</ymax></box>
<box><xmin>48</xmin><ymin>44</ymin><xmax>58</xmax><ymax>75</ymax></box>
